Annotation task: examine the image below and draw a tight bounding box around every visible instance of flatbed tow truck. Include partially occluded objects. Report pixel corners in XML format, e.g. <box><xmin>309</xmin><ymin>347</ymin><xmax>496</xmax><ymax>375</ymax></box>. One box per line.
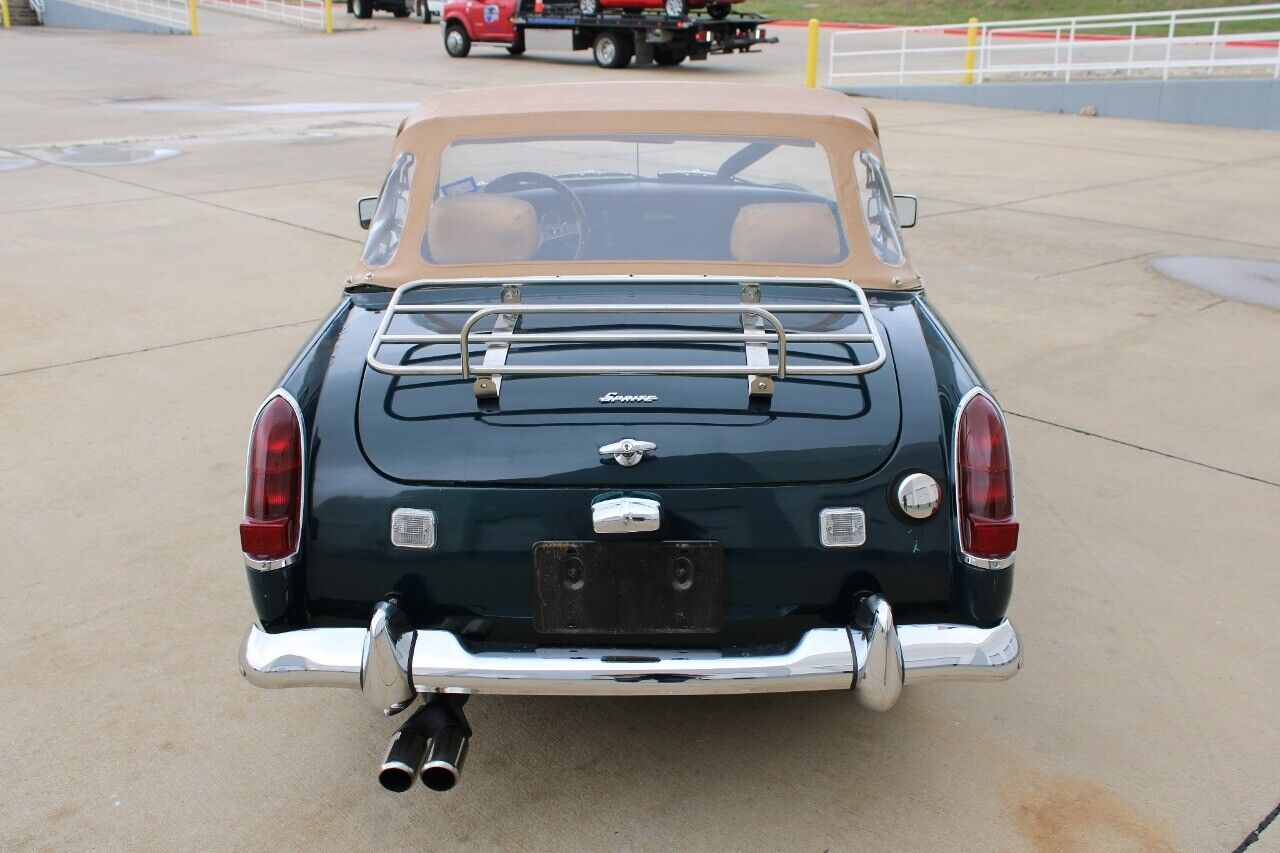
<box><xmin>440</xmin><ymin>0</ymin><xmax>778</xmax><ymax>68</ymax></box>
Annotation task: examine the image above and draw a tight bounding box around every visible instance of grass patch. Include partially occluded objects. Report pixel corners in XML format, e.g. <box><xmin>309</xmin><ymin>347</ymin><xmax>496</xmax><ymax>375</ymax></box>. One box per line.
<box><xmin>750</xmin><ymin>0</ymin><xmax>1280</xmax><ymax>34</ymax></box>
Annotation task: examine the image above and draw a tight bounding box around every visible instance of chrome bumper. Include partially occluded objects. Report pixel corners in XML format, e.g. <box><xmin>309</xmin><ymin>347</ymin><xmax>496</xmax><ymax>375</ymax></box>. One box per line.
<box><xmin>239</xmin><ymin>597</ymin><xmax>1021</xmax><ymax>715</ymax></box>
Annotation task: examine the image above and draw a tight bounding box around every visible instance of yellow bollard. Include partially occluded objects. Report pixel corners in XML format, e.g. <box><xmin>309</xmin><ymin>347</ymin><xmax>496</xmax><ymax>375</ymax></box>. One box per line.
<box><xmin>323</xmin><ymin>0</ymin><xmax>333</xmax><ymax>33</ymax></box>
<box><xmin>963</xmin><ymin>16</ymin><xmax>979</xmax><ymax>84</ymax></box>
<box><xmin>187</xmin><ymin>0</ymin><xmax>199</xmax><ymax>34</ymax></box>
<box><xmin>2</xmin><ymin>0</ymin><xmax>11</xmax><ymax>29</ymax></box>
<box><xmin>804</xmin><ymin>18</ymin><xmax>820</xmax><ymax>88</ymax></box>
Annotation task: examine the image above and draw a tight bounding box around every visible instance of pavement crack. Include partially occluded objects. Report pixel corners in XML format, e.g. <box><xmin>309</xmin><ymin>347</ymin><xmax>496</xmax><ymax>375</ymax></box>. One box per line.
<box><xmin>1004</xmin><ymin>410</ymin><xmax>1279</xmax><ymax>488</ymax></box>
<box><xmin>911</xmin><ymin>151</ymin><xmax>1280</xmax><ymax>253</ymax></box>
<box><xmin>1034</xmin><ymin>251</ymin><xmax>1152</xmax><ymax>280</ymax></box>
<box><xmin>962</xmin><ymin>205</ymin><xmax>1280</xmax><ymax>253</ymax></box>
<box><xmin>0</xmin><ymin>144</ymin><xmax>363</xmax><ymax>246</ymax></box>
<box><xmin>0</xmin><ymin>319</ymin><xmax>321</xmax><ymax>378</ymax></box>
<box><xmin>1234</xmin><ymin>802</ymin><xmax>1280</xmax><ymax>852</ymax></box>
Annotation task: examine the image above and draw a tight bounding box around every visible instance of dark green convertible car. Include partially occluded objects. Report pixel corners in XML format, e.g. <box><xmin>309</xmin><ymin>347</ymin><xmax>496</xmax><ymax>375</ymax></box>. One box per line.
<box><xmin>238</xmin><ymin>82</ymin><xmax>1022</xmax><ymax>793</ymax></box>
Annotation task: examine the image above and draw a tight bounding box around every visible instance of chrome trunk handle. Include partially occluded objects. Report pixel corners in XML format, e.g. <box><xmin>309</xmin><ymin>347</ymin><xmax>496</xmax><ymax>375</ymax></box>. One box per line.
<box><xmin>598</xmin><ymin>438</ymin><xmax>656</xmax><ymax>467</ymax></box>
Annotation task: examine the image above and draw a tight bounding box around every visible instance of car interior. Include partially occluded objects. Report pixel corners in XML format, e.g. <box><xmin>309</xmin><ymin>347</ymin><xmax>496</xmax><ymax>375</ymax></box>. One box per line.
<box><xmin>422</xmin><ymin>179</ymin><xmax>847</xmax><ymax>264</ymax></box>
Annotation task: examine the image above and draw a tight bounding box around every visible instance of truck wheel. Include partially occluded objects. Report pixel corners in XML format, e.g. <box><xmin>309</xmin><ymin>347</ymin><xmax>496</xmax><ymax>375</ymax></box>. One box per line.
<box><xmin>444</xmin><ymin>23</ymin><xmax>471</xmax><ymax>56</ymax></box>
<box><xmin>663</xmin><ymin>0</ymin><xmax>687</xmax><ymax>17</ymax></box>
<box><xmin>420</xmin><ymin>0</ymin><xmax>431</xmax><ymax>22</ymax></box>
<box><xmin>392</xmin><ymin>2</ymin><xmax>411</xmax><ymax>16</ymax></box>
<box><xmin>354</xmin><ymin>0</ymin><xmax>372</xmax><ymax>18</ymax></box>
<box><xmin>706</xmin><ymin>2</ymin><xmax>729</xmax><ymax>18</ymax></box>
<box><xmin>579</xmin><ymin>0</ymin><xmax>599</xmax><ymax>14</ymax></box>
<box><xmin>593</xmin><ymin>31</ymin><xmax>633</xmax><ymax>68</ymax></box>
<box><xmin>507</xmin><ymin>28</ymin><xmax>526</xmax><ymax>54</ymax></box>
<box><xmin>654</xmin><ymin>45</ymin><xmax>687</xmax><ymax>65</ymax></box>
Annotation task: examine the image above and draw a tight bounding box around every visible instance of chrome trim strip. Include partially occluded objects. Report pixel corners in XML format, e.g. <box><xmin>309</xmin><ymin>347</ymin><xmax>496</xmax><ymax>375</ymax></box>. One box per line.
<box><xmin>239</xmin><ymin>610</ymin><xmax>1021</xmax><ymax>701</ymax></box>
<box><xmin>244</xmin><ymin>553</ymin><xmax>300</xmax><ymax>572</ymax></box>
<box><xmin>961</xmin><ymin>553</ymin><xmax>1016</xmax><ymax>570</ymax></box>
<box><xmin>952</xmin><ymin>386</ymin><xmax>1017</xmax><ymax>571</ymax></box>
<box><xmin>241</xmin><ymin>389</ymin><xmax>306</xmax><ymax>573</ymax></box>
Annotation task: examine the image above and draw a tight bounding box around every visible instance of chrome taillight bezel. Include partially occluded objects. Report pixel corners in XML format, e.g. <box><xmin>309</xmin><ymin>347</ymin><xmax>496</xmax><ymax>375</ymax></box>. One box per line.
<box><xmin>952</xmin><ymin>387</ymin><xmax>1017</xmax><ymax>570</ymax></box>
<box><xmin>241</xmin><ymin>389</ymin><xmax>306</xmax><ymax>572</ymax></box>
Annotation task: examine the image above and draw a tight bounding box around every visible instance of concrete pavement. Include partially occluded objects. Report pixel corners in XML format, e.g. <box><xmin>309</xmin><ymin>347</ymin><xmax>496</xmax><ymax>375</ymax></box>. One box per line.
<box><xmin>1</xmin><ymin>15</ymin><xmax>1278</xmax><ymax>852</ymax></box>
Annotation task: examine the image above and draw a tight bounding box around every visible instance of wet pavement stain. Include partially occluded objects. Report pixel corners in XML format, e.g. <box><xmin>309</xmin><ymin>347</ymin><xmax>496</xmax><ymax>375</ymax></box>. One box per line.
<box><xmin>0</xmin><ymin>151</ymin><xmax>40</xmax><ymax>173</ymax></box>
<box><xmin>1150</xmin><ymin>256</ymin><xmax>1280</xmax><ymax>311</ymax></box>
<box><xmin>30</xmin><ymin>144</ymin><xmax>184</xmax><ymax>167</ymax></box>
<box><xmin>1008</xmin><ymin>774</ymin><xmax>1176</xmax><ymax>853</ymax></box>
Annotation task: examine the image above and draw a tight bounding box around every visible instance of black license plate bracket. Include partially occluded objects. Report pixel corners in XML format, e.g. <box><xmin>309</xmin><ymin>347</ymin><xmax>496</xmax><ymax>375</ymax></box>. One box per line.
<box><xmin>533</xmin><ymin>541</ymin><xmax>724</xmax><ymax>635</ymax></box>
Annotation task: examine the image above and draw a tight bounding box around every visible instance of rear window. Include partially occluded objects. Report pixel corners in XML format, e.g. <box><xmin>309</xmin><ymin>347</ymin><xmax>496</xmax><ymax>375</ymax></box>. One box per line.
<box><xmin>420</xmin><ymin>134</ymin><xmax>847</xmax><ymax>266</ymax></box>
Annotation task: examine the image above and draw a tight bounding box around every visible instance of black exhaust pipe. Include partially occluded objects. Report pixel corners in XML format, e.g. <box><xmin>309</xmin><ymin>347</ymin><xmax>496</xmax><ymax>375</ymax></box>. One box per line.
<box><xmin>377</xmin><ymin>695</ymin><xmax>471</xmax><ymax>793</ymax></box>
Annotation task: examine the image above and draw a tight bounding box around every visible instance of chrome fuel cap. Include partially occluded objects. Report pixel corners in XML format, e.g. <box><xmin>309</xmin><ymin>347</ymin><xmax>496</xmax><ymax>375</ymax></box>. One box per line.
<box><xmin>896</xmin><ymin>473</ymin><xmax>941</xmax><ymax>520</ymax></box>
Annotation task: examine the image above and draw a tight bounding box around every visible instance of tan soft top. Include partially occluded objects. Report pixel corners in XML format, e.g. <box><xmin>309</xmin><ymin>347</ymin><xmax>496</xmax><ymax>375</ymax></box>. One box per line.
<box><xmin>355</xmin><ymin>82</ymin><xmax>920</xmax><ymax>291</ymax></box>
<box><xmin>402</xmin><ymin>81</ymin><xmax>879</xmax><ymax>128</ymax></box>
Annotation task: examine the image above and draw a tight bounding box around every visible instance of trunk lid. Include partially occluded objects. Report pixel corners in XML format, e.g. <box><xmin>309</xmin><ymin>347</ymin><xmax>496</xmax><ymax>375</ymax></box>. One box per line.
<box><xmin>356</xmin><ymin>284</ymin><xmax>901</xmax><ymax>487</ymax></box>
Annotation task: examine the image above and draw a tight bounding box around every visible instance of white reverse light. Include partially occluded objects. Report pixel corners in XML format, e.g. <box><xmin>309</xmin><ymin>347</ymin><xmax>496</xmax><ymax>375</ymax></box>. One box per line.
<box><xmin>390</xmin><ymin>508</ymin><xmax>436</xmax><ymax>549</ymax></box>
<box><xmin>819</xmin><ymin>507</ymin><xmax>866</xmax><ymax>548</ymax></box>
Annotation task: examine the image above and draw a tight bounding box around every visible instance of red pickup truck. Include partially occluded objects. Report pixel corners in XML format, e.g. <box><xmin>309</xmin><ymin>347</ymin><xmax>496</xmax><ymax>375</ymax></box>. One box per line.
<box><xmin>440</xmin><ymin>0</ymin><xmax>770</xmax><ymax>68</ymax></box>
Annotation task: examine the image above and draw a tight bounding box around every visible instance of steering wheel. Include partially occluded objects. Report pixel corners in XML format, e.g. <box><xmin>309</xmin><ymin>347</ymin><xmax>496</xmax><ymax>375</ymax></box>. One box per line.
<box><xmin>482</xmin><ymin>171</ymin><xmax>589</xmax><ymax>260</ymax></box>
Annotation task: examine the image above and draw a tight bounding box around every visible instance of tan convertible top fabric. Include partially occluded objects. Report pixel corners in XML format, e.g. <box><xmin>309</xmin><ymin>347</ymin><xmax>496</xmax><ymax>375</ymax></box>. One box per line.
<box><xmin>352</xmin><ymin>82</ymin><xmax>921</xmax><ymax>291</ymax></box>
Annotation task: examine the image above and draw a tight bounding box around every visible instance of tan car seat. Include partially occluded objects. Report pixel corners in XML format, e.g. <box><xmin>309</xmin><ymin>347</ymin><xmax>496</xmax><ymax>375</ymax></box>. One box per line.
<box><xmin>729</xmin><ymin>202</ymin><xmax>842</xmax><ymax>264</ymax></box>
<box><xmin>425</xmin><ymin>194</ymin><xmax>540</xmax><ymax>264</ymax></box>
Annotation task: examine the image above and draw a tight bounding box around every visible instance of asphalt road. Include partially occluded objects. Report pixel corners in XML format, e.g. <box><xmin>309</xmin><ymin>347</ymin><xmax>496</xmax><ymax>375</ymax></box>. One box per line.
<box><xmin>1</xmin><ymin>12</ymin><xmax>1278</xmax><ymax>852</ymax></box>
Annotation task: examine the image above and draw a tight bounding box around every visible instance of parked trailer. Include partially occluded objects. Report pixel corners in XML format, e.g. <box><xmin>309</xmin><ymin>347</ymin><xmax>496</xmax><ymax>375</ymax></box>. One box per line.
<box><xmin>440</xmin><ymin>0</ymin><xmax>777</xmax><ymax>68</ymax></box>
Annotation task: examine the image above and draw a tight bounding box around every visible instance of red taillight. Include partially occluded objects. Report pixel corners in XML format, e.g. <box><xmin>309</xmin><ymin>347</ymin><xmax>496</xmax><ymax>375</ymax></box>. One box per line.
<box><xmin>240</xmin><ymin>395</ymin><xmax>302</xmax><ymax>561</ymax></box>
<box><xmin>956</xmin><ymin>392</ymin><xmax>1018</xmax><ymax>560</ymax></box>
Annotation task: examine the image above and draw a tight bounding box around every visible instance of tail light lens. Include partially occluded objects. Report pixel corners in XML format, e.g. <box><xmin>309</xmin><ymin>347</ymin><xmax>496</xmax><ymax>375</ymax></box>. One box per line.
<box><xmin>956</xmin><ymin>392</ymin><xmax>1018</xmax><ymax>560</ymax></box>
<box><xmin>240</xmin><ymin>395</ymin><xmax>302</xmax><ymax>562</ymax></box>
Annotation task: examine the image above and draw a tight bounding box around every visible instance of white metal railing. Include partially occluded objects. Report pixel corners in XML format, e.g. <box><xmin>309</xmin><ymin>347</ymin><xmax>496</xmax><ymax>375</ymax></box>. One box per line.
<box><xmin>829</xmin><ymin>3</ymin><xmax>1280</xmax><ymax>86</ymax></box>
<box><xmin>53</xmin><ymin>0</ymin><xmax>191</xmax><ymax>29</ymax></box>
<box><xmin>196</xmin><ymin>0</ymin><xmax>328</xmax><ymax>29</ymax></box>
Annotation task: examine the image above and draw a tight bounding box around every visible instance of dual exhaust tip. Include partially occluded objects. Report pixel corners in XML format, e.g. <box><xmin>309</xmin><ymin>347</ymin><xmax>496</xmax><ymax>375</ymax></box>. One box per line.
<box><xmin>378</xmin><ymin>695</ymin><xmax>471</xmax><ymax>793</ymax></box>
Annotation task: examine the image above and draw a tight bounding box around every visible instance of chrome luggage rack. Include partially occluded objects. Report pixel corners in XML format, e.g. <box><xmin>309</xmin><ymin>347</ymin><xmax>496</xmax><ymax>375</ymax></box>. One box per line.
<box><xmin>365</xmin><ymin>275</ymin><xmax>887</xmax><ymax>400</ymax></box>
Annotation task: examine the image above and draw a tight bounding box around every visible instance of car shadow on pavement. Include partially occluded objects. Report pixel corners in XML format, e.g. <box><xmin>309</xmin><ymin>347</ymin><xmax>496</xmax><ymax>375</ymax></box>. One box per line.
<box><xmin>320</xmin><ymin>687</ymin><xmax>1020</xmax><ymax>841</ymax></box>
